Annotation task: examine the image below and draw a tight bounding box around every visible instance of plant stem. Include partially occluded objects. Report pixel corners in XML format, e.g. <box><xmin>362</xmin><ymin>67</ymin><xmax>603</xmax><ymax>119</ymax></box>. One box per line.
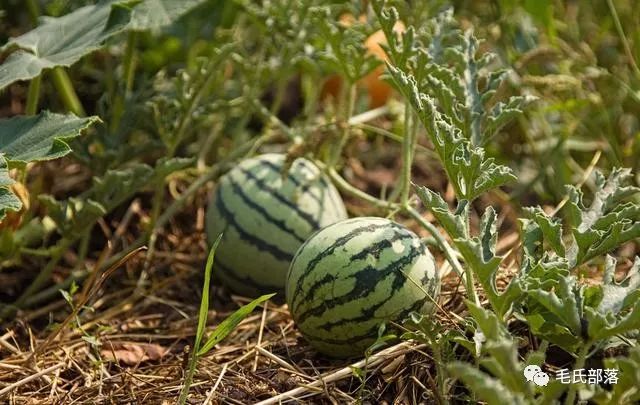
<box><xmin>111</xmin><ymin>32</ymin><xmax>138</xmax><ymax>132</ymax></box>
<box><xmin>329</xmin><ymin>83</ymin><xmax>356</xmax><ymax>168</ymax></box>
<box><xmin>51</xmin><ymin>67</ymin><xmax>86</xmax><ymax>116</ymax></box>
<box><xmin>25</xmin><ymin>76</ymin><xmax>42</xmax><ymax>115</ymax></box>
<box><xmin>178</xmin><ymin>351</ymin><xmax>199</xmax><ymax>405</ymax></box>
<box><xmin>400</xmin><ymin>105</ymin><xmax>416</xmax><ymax>207</ymax></box>
<box><xmin>606</xmin><ymin>0</ymin><xmax>640</xmax><ymax>79</ymax></box>
<box><xmin>564</xmin><ymin>343</ymin><xmax>591</xmax><ymax>405</ymax></box>
<box><xmin>25</xmin><ymin>0</ymin><xmax>39</xmax><ymax>25</ymax></box>
<box><xmin>406</xmin><ymin>206</ymin><xmax>477</xmax><ymax>306</ymax></box>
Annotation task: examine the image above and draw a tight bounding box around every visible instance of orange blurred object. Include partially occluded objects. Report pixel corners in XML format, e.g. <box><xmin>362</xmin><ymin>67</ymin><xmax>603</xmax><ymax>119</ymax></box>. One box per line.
<box><xmin>322</xmin><ymin>17</ymin><xmax>405</xmax><ymax>108</ymax></box>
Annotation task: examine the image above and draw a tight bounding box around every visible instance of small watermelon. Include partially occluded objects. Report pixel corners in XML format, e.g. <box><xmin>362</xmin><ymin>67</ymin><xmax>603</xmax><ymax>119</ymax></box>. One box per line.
<box><xmin>206</xmin><ymin>154</ymin><xmax>348</xmax><ymax>298</ymax></box>
<box><xmin>286</xmin><ymin>217</ymin><xmax>439</xmax><ymax>358</ymax></box>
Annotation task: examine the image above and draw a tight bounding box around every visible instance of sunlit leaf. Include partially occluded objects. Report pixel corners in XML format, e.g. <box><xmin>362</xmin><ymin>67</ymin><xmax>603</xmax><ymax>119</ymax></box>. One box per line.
<box><xmin>0</xmin><ymin>1</ymin><xmax>133</xmax><ymax>89</ymax></box>
<box><xmin>129</xmin><ymin>0</ymin><xmax>207</xmax><ymax>31</ymax></box>
<box><xmin>0</xmin><ymin>111</ymin><xmax>100</xmax><ymax>163</ymax></box>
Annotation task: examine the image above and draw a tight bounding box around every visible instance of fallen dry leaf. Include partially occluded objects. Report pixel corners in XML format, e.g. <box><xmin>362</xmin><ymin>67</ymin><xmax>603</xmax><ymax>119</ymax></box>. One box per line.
<box><xmin>101</xmin><ymin>342</ymin><xmax>167</xmax><ymax>365</ymax></box>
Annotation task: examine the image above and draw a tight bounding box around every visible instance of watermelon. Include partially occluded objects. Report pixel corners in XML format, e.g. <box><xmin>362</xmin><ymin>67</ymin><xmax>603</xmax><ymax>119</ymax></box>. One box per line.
<box><xmin>206</xmin><ymin>153</ymin><xmax>348</xmax><ymax>298</ymax></box>
<box><xmin>285</xmin><ymin>217</ymin><xmax>439</xmax><ymax>358</ymax></box>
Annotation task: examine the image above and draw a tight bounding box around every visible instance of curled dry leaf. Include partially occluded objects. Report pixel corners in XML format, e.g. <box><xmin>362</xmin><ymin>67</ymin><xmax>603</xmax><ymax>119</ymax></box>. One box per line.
<box><xmin>101</xmin><ymin>342</ymin><xmax>167</xmax><ymax>365</ymax></box>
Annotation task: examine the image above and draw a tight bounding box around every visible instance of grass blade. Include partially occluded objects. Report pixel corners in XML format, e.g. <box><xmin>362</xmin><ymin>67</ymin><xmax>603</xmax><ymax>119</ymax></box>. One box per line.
<box><xmin>197</xmin><ymin>293</ymin><xmax>276</xmax><ymax>356</ymax></box>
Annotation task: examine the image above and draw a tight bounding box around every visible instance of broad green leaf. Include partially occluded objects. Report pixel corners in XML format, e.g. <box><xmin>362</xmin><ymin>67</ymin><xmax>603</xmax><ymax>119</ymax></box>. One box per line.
<box><xmin>197</xmin><ymin>293</ymin><xmax>275</xmax><ymax>356</ymax></box>
<box><xmin>129</xmin><ymin>0</ymin><xmax>207</xmax><ymax>31</ymax></box>
<box><xmin>0</xmin><ymin>112</ymin><xmax>100</xmax><ymax>163</ymax></box>
<box><xmin>0</xmin><ymin>1</ymin><xmax>133</xmax><ymax>90</ymax></box>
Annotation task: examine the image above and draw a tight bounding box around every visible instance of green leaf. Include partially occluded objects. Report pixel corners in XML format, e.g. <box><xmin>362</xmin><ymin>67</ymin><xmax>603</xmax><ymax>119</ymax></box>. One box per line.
<box><xmin>129</xmin><ymin>0</ymin><xmax>207</xmax><ymax>31</ymax></box>
<box><xmin>0</xmin><ymin>188</ymin><xmax>22</xmax><ymax>222</ymax></box>
<box><xmin>414</xmin><ymin>185</ymin><xmax>468</xmax><ymax>238</ymax></box>
<box><xmin>388</xmin><ymin>66</ymin><xmax>516</xmax><ymax>201</ymax></box>
<box><xmin>90</xmin><ymin>164</ymin><xmax>155</xmax><ymax>212</ymax></box>
<box><xmin>197</xmin><ymin>293</ymin><xmax>275</xmax><ymax>356</ymax></box>
<box><xmin>194</xmin><ymin>234</ymin><xmax>222</xmax><ymax>356</ymax></box>
<box><xmin>40</xmin><ymin>164</ymin><xmax>154</xmax><ymax>237</ymax></box>
<box><xmin>39</xmin><ymin>195</ymin><xmax>107</xmax><ymax>238</ymax></box>
<box><xmin>564</xmin><ymin>168</ymin><xmax>640</xmax><ymax>266</ymax></box>
<box><xmin>152</xmin><ymin>157</ymin><xmax>195</xmax><ymax>181</ymax></box>
<box><xmin>522</xmin><ymin>207</ymin><xmax>565</xmax><ymax>256</ymax></box>
<box><xmin>0</xmin><ymin>1</ymin><xmax>133</xmax><ymax>90</ymax></box>
<box><xmin>598</xmin><ymin>347</ymin><xmax>640</xmax><ymax>404</ymax></box>
<box><xmin>527</xmin><ymin>276</ymin><xmax>582</xmax><ymax>337</ymax></box>
<box><xmin>599</xmin><ymin>256</ymin><xmax>640</xmax><ymax>315</ymax></box>
<box><xmin>0</xmin><ymin>112</ymin><xmax>100</xmax><ymax>163</ymax></box>
<box><xmin>448</xmin><ymin>362</ymin><xmax>528</xmax><ymax>405</ymax></box>
<box><xmin>0</xmin><ymin>155</ymin><xmax>20</xmax><ymax>221</ymax></box>
<box><xmin>0</xmin><ymin>156</ymin><xmax>14</xmax><ymax>188</ymax></box>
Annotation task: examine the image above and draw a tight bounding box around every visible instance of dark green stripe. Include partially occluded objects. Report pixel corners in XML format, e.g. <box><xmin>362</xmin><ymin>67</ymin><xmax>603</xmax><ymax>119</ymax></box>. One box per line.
<box><xmin>290</xmin><ymin>221</ymin><xmax>402</xmax><ymax>311</ymax></box>
<box><xmin>226</xmin><ymin>175</ymin><xmax>306</xmax><ymax>243</ymax></box>
<box><xmin>302</xmin><ymin>296</ymin><xmax>429</xmax><ymax>347</ymax></box>
<box><xmin>259</xmin><ymin>159</ymin><xmax>327</xmax><ymax>207</ymax></box>
<box><xmin>215</xmin><ymin>187</ymin><xmax>294</xmax><ymax>262</ymax></box>
<box><xmin>239</xmin><ymin>166</ymin><xmax>321</xmax><ymax>230</ymax></box>
<box><xmin>292</xmin><ymin>231</ymin><xmax>414</xmax><ymax>311</ymax></box>
<box><xmin>216</xmin><ymin>258</ymin><xmax>283</xmax><ymax>296</ymax></box>
<box><xmin>295</xmin><ymin>245</ymin><xmax>423</xmax><ymax>324</ymax></box>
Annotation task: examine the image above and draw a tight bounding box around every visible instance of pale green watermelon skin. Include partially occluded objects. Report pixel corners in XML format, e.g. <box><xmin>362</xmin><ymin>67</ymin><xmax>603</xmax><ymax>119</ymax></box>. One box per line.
<box><xmin>206</xmin><ymin>153</ymin><xmax>348</xmax><ymax>298</ymax></box>
<box><xmin>286</xmin><ymin>217</ymin><xmax>440</xmax><ymax>358</ymax></box>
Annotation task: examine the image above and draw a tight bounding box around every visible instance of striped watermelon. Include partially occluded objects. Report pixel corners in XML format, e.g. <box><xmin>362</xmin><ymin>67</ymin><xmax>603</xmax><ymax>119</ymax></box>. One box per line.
<box><xmin>206</xmin><ymin>154</ymin><xmax>348</xmax><ymax>298</ymax></box>
<box><xmin>286</xmin><ymin>217</ymin><xmax>439</xmax><ymax>358</ymax></box>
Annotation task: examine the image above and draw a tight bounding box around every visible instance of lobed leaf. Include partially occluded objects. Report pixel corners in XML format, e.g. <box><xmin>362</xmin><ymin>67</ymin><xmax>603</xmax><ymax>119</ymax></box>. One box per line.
<box><xmin>0</xmin><ymin>112</ymin><xmax>100</xmax><ymax>163</ymax></box>
<box><xmin>0</xmin><ymin>1</ymin><xmax>134</xmax><ymax>90</ymax></box>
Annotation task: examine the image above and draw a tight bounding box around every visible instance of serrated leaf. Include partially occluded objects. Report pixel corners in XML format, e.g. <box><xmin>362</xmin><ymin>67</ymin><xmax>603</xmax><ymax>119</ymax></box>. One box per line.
<box><xmin>129</xmin><ymin>0</ymin><xmax>207</xmax><ymax>31</ymax></box>
<box><xmin>564</xmin><ymin>169</ymin><xmax>640</xmax><ymax>266</ymax></box>
<box><xmin>90</xmin><ymin>164</ymin><xmax>154</xmax><ymax>211</ymax></box>
<box><xmin>414</xmin><ymin>184</ymin><xmax>468</xmax><ymax>238</ymax></box>
<box><xmin>0</xmin><ymin>1</ymin><xmax>133</xmax><ymax>89</ymax></box>
<box><xmin>0</xmin><ymin>112</ymin><xmax>100</xmax><ymax>163</ymax></box>
<box><xmin>527</xmin><ymin>276</ymin><xmax>582</xmax><ymax>337</ymax></box>
<box><xmin>388</xmin><ymin>66</ymin><xmax>515</xmax><ymax>201</ymax></box>
<box><xmin>523</xmin><ymin>206</ymin><xmax>565</xmax><ymax>256</ymax></box>
<box><xmin>39</xmin><ymin>195</ymin><xmax>107</xmax><ymax>237</ymax></box>
<box><xmin>599</xmin><ymin>256</ymin><xmax>640</xmax><ymax>314</ymax></box>
<box><xmin>448</xmin><ymin>362</ymin><xmax>528</xmax><ymax>405</ymax></box>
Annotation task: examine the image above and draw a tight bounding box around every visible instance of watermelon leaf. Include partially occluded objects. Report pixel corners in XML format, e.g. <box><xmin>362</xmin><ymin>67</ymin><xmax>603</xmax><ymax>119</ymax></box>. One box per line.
<box><xmin>129</xmin><ymin>0</ymin><xmax>208</xmax><ymax>31</ymax></box>
<box><xmin>0</xmin><ymin>1</ymin><xmax>135</xmax><ymax>90</ymax></box>
<box><xmin>0</xmin><ymin>112</ymin><xmax>100</xmax><ymax>163</ymax></box>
